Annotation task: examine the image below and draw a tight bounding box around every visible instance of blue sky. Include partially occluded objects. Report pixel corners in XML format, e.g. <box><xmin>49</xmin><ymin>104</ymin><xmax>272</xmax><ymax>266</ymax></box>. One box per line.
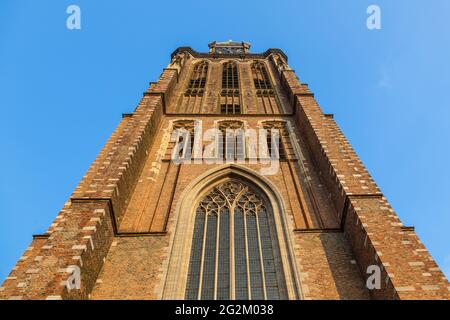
<box><xmin>1</xmin><ymin>0</ymin><xmax>450</xmax><ymax>283</ymax></box>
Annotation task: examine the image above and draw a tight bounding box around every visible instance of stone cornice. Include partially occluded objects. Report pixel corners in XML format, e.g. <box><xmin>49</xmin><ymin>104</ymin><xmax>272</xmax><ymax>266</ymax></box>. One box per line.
<box><xmin>171</xmin><ymin>46</ymin><xmax>289</xmax><ymax>62</ymax></box>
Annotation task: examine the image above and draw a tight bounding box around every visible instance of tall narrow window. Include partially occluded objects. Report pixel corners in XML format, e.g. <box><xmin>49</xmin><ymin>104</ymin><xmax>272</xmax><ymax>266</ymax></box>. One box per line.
<box><xmin>177</xmin><ymin>61</ymin><xmax>209</xmax><ymax>113</ymax></box>
<box><xmin>164</xmin><ymin>120</ymin><xmax>195</xmax><ymax>161</ymax></box>
<box><xmin>218</xmin><ymin>121</ymin><xmax>245</xmax><ymax>161</ymax></box>
<box><xmin>253</xmin><ymin>61</ymin><xmax>272</xmax><ymax>90</ymax></box>
<box><xmin>262</xmin><ymin>121</ymin><xmax>292</xmax><ymax>160</ymax></box>
<box><xmin>187</xmin><ymin>61</ymin><xmax>208</xmax><ymax>94</ymax></box>
<box><xmin>251</xmin><ymin>61</ymin><xmax>280</xmax><ymax>114</ymax></box>
<box><xmin>185</xmin><ymin>181</ymin><xmax>288</xmax><ymax>300</ymax></box>
<box><xmin>220</xmin><ymin>61</ymin><xmax>241</xmax><ymax>114</ymax></box>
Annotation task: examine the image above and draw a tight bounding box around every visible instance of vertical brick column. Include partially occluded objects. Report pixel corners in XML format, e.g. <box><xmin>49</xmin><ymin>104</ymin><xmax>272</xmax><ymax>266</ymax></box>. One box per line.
<box><xmin>281</xmin><ymin>66</ymin><xmax>449</xmax><ymax>299</ymax></box>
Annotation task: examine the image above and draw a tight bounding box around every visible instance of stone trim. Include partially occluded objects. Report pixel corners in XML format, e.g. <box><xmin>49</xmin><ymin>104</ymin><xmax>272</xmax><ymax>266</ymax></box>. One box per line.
<box><xmin>161</xmin><ymin>164</ymin><xmax>303</xmax><ymax>300</ymax></box>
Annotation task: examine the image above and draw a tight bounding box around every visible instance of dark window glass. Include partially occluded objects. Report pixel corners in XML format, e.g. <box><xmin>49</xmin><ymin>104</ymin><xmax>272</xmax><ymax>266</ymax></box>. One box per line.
<box><xmin>217</xmin><ymin>208</ymin><xmax>230</xmax><ymax>300</ymax></box>
<box><xmin>266</xmin><ymin>129</ymin><xmax>286</xmax><ymax>159</ymax></box>
<box><xmin>201</xmin><ymin>214</ymin><xmax>217</xmax><ymax>299</ymax></box>
<box><xmin>185</xmin><ymin>208</ymin><xmax>205</xmax><ymax>300</ymax></box>
<box><xmin>252</xmin><ymin>62</ymin><xmax>273</xmax><ymax>90</ymax></box>
<box><xmin>186</xmin><ymin>61</ymin><xmax>208</xmax><ymax>95</ymax></box>
<box><xmin>220</xmin><ymin>104</ymin><xmax>241</xmax><ymax>115</ymax></box>
<box><xmin>185</xmin><ymin>181</ymin><xmax>288</xmax><ymax>300</ymax></box>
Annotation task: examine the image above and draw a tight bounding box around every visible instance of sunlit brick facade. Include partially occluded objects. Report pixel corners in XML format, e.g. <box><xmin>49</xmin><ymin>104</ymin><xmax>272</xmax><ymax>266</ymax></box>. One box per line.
<box><xmin>1</xmin><ymin>41</ymin><xmax>448</xmax><ymax>300</ymax></box>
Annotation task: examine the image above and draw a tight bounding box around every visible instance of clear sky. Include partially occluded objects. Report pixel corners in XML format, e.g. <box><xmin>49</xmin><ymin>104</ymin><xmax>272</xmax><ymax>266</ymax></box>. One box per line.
<box><xmin>1</xmin><ymin>0</ymin><xmax>449</xmax><ymax>283</ymax></box>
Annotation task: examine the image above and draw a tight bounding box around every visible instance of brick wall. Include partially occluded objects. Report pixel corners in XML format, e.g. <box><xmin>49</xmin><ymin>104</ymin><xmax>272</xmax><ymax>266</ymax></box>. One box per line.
<box><xmin>1</xmin><ymin>47</ymin><xmax>448</xmax><ymax>300</ymax></box>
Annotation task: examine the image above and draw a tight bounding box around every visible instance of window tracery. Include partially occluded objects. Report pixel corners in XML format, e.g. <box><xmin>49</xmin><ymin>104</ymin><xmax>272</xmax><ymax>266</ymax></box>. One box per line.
<box><xmin>251</xmin><ymin>61</ymin><xmax>280</xmax><ymax>114</ymax></box>
<box><xmin>220</xmin><ymin>61</ymin><xmax>241</xmax><ymax>114</ymax></box>
<box><xmin>185</xmin><ymin>181</ymin><xmax>288</xmax><ymax>300</ymax></box>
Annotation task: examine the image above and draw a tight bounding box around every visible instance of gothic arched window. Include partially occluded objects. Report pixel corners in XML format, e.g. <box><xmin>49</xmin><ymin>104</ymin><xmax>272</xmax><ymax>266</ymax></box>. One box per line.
<box><xmin>220</xmin><ymin>61</ymin><xmax>241</xmax><ymax>114</ymax></box>
<box><xmin>217</xmin><ymin>121</ymin><xmax>245</xmax><ymax>161</ymax></box>
<box><xmin>185</xmin><ymin>181</ymin><xmax>288</xmax><ymax>300</ymax></box>
<box><xmin>252</xmin><ymin>61</ymin><xmax>272</xmax><ymax>90</ymax></box>
<box><xmin>186</xmin><ymin>61</ymin><xmax>208</xmax><ymax>96</ymax></box>
<box><xmin>177</xmin><ymin>61</ymin><xmax>209</xmax><ymax>113</ymax></box>
<box><xmin>251</xmin><ymin>61</ymin><xmax>280</xmax><ymax>114</ymax></box>
<box><xmin>165</xmin><ymin>120</ymin><xmax>196</xmax><ymax>161</ymax></box>
<box><xmin>262</xmin><ymin>121</ymin><xmax>290</xmax><ymax>160</ymax></box>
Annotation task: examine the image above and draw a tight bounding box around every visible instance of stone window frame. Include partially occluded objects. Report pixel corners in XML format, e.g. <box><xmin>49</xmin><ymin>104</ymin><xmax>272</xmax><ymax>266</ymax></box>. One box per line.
<box><xmin>219</xmin><ymin>60</ymin><xmax>243</xmax><ymax>114</ymax></box>
<box><xmin>184</xmin><ymin>180</ymin><xmax>289</xmax><ymax>299</ymax></box>
<box><xmin>163</xmin><ymin>119</ymin><xmax>203</xmax><ymax>162</ymax></box>
<box><xmin>251</xmin><ymin>60</ymin><xmax>283</xmax><ymax>114</ymax></box>
<box><xmin>185</xmin><ymin>60</ymin><xmax>209</xmax><ymax>97</ymax></box>
<box><xmin>161</xmin><ymin>165</ymin><xmax>303</xmax><ymax>300</ymax></box>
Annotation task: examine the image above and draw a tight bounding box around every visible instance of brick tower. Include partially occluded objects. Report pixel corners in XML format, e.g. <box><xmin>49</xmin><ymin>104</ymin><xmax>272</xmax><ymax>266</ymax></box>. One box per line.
<box><xmin>1</xmin><ymin>41</ymin><xmax>448</xmax><ymax>300</ymax></box>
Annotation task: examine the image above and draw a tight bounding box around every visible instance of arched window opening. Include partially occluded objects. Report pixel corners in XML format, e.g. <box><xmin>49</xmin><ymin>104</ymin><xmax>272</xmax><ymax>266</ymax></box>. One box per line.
<box><xmin>164</xmin><ymin>120</ymin><xmax>196</xmax><ymax>161</ymax></box>
<box><xmin>220</xmin><ymin>61</ymin><xmax>241</xmax><ymax>114</ymax></box>
<box><xmin>261</xmin><ymin>121</ymin><xmax>296</xmax><ymax>160</ymax></box>
<box><xmin>186</xmin><ymin>61</ymin><xmax>208</xmax><ymax>96</ymax></box>
<box><xmin>252</xmin><ymin>61</ymin><xmax>272</xmax><ymax>90</ymax></box>
<box><xmin>177</xmin><ymin>61</ymin><xmax>209</xmax><ymax>113</ymax></box>
<box><xmin>251</xmin><ymin>61</ymin><xmax>280</xmax><ymax>114</ymax></box>
<box><xmin>185</xmin><ymin>181</ymin><xmax>288</xmax><ymax>300</ymax></box>
<box><xmin>217</xmin><ymin>121</ymin><xmax>245</xmax><ymax>161</ymax></box>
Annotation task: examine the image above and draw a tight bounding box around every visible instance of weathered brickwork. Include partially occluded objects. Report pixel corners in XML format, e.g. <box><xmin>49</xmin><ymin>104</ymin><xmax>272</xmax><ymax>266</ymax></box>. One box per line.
<box><xmin>90</xmin><ymin>236</ymin><xmax>169</xmax><ymax>300</ymax></box>
<box><xmin>1</xmin><ymin>42</ymin><xmax>448</xmax><ymax>300</ymax></box>
<box><xmin>0</xmin><ymin>201</ymin><xmax>114</xmax><ymax>300</ymax></box>
<box><xmin>293</xmin><ymin>231</ymin><xmax>370</xmax><ymax>300</ymax></box>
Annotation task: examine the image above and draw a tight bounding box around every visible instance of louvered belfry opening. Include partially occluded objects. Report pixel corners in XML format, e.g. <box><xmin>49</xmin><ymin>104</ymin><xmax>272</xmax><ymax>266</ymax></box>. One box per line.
<box><xmin>251</xmin><ymin>61</ymin><xmax>280</xmax><ymax>114</ymax></box>
<box><xmin>185</xmin><ymin>180</ymin><xmax>288</xmax><ymax>300</ymax></box>
<box><xmin>220</xmin><ymin>61</ymin><xmax>241</xmax><ymax>114</ymax></box>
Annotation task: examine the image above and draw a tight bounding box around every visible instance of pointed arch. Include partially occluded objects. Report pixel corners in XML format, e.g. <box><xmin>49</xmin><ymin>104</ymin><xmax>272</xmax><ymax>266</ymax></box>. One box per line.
<box><xmin>186</xmin><ymin>60</ymin><xmax>209</xmax><ymax>94</ymax></box>
<box><xmin>215</xmin><ymin>120</ymin><xmax>246</xmax><ymax>161</ymax></box>
<box><xmin>220</xmin><ymin>61</ymin><xmax>241</xmax><ymax>114</ymax></box>
<box><xmin>162</xmin><ymin>165</ymin><xmax>302</xmax><ymax>300</ymax></box>
<box><xmin>252</xmin><ymin>61</ymin><xmax>273</xmax><ymax>90</ymax></box>
<box><xmin>251</xmin><ymin>60</ymin><xmax>280</xmax><ymax>114</ymax></box>
<box><xmin>177</xmin><ymin>60</ymin><xmax>209</xmax><ymax>113</ymax></box>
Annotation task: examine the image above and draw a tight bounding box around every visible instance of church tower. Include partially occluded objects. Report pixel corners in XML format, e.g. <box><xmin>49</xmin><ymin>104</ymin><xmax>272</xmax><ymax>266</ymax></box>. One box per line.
<box><xmin>1</xmin><ymin>42</ymin><xmax>448</xmax><ymax>300</ymax></box>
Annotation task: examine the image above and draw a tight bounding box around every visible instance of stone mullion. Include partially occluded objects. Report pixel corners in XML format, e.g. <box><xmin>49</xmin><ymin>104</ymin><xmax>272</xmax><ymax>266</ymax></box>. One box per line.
<box><xmin>268</xmin><ymin>94</ymin><xmax>276</xmax><ymax>114</ymax></box>
<box><xmin>213</xmin><ymin>211</ymin><xmax>221</xmax><ymax>300</ymax></box>
<box><xmin>261</xmin><ymin>93</ymin><xmax>269</xmax><ymax>114</ymax></box>
<box><xmin>197</xmin><ymin>212</ymin><xmax>209</xmax><ymax>300</ymax></box>
<box><xmin>193</xmin><ymin>65</ymin><xmax>201</xmax><ymax>113</ymax></box>
<box><xmin>229</xmin><ymin>205</ymin><xmax>235</xmax><ymax>300</ymax></box>
<box><xmin>255</xmin><ymin>212</ymin><xmax>268</xmax><ymax>300</ymax></box>
<box><xmin>260</xmin><ymin>64</ymin><xmax>274</xmax><ymax>114</ymax></box>
<box><xmin>255</xmin><ymin>67</ymin><xmax>264</xmax><ymax>114</ymax></box>
<box><xmin>243</xmin><ymin>210</ymin><xmax>252</xmax><ymax>299</ymax></box>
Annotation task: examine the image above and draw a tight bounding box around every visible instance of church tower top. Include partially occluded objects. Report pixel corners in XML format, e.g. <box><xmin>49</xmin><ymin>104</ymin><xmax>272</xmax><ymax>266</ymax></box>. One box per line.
<box><xmin>171</xmin><ymin>42</ymin><xmax>288</xmax><ymax>61</ymax></box>
<box><xmin>208</xmin><ymin>40</ymin><xmax>251</xmax><ymax>54</ymax></box>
